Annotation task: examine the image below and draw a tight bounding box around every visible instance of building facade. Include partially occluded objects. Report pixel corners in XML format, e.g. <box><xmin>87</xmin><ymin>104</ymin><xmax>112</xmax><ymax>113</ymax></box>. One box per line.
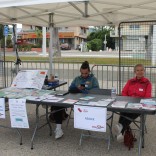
<box><xmin>17</xmin><ymin>25</ymin><xmax>88</xmax><ymax>50</ymax></box>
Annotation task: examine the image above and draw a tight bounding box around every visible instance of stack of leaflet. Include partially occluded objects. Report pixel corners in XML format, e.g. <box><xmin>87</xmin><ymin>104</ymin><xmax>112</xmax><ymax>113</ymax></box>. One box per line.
<box><xmin>97</xmin><ymin>98</ymin><xmax>115</xmax><ymax>107</ymax></box>
<box><xmin>63</xmin><ymin>99</ymin><xmax>78</xmax><ymax>104</ymax></box>
<box><xmin>79</xmin><ymin>96</ymin><xmax>95</xmax><ymax>101</ymax></box>
<box><xmin>75</xmin><ymin>98</ymin><xmax>115</xmax><ymax>107</ymax></box>
<box><xmin>111</xmin><ymin>101</ymin><xmax>128</xmax><ymax>108</ymax></box>
<box><xmin>127</xmin><ymin>103</ymin><xmax>143</xmax><ymax>109</ymax></box>
<box><xmin>140</xmin><ymin>99</ymin><xmax>156</xmax><ymax>110</ymax></box>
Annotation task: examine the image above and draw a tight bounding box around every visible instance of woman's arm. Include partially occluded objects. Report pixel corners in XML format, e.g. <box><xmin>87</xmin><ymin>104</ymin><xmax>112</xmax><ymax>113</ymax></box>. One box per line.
<box><xmin>144</xmin><ymin>82</ymin><xmax>152</xmax><ymax>98</ymax></box>
<box><xmin>122</xmin><ymin>80</ymin><xmax>130</xmax><ymax>96</ymax></box>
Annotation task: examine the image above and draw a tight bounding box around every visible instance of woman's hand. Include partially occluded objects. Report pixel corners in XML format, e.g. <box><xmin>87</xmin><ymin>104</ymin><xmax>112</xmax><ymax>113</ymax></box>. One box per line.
<box><xmin>77</xmin><ymin>85</ymin><xmax>85</xmax><ymax>90</ymax></box>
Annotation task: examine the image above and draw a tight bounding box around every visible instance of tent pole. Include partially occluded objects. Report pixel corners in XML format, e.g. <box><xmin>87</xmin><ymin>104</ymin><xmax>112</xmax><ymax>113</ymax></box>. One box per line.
<box><xmin>42</xmin><ymin>27</ymin><xmax>47</xmax><ymax>56</ymax></box>
<box><xmin>49</xmin><ymin>13</ymin><xmax>54</xmax><ymax>77</ymax></box>
<box><xmin>12</xmin><ymin>24</ymin><xmax>21</xmax><ymax>74</ymax></box>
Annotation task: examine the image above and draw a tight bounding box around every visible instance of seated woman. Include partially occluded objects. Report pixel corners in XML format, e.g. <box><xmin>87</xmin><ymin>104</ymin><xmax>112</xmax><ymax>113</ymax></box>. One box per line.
<box><xmin>115</xmin><ymin>64</ymin><xmax>152</xmax><ymax>142</ymax></box>
<box><xmin>69</xmin><ymin>61</ymin><xmax>99</xmax><ymax>93</ymax></box>
<box><xmin>53</xmin><ymin>61</ymin><xmax>99</xmax><ymax>139</ymax></box>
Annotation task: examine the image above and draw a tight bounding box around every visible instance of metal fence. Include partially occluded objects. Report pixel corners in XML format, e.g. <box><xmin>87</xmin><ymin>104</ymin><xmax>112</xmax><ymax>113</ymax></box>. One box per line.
<box><xmin>2</xmin><ymin>60</ymin><xmax>156</xmax><ymax>97</ymax></box>
<box><xmin>0</xmin><ymin>51</ymin><xmax>5</xmax><ymax>89</ymax></box>
<box><xmin>119</xmin><ymin>21</ymin><xmax>156</xmax><ymax>96</ymax></box>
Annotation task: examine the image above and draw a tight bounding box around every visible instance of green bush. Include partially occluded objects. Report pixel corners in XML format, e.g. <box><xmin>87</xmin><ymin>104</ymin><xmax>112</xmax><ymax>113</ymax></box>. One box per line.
<box><xmin>6</xmin><ymin>35</ymin><xmax>13</xmax><ymax>48</ymax></box>
<box><xmin>87</xmin><ymin>39</ymin><xmax>102</xmax><ymax>51</ymax></box>
<box><xmin>18</xmin><ymin>45</ymin><xmax>23</xmax><ymax>51</ymax></box>
<box><xmin>0</xmin><ymin>38</ymin><xmax>4</xmax><ymax>48</ymax></box>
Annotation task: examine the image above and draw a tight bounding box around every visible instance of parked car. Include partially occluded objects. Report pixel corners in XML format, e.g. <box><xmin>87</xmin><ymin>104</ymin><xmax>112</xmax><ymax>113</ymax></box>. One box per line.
<box><xmin>60</xmin><ymin>43</ymin><xmax>71</xmax><ymax>50</ymax></box>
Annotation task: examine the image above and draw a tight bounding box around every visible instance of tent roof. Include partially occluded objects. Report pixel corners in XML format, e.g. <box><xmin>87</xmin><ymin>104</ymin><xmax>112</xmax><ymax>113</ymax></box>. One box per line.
<box><xmin>0</xmin><ymin>0</ymin><xmax>156</xmax><ymax>27</ymax></box>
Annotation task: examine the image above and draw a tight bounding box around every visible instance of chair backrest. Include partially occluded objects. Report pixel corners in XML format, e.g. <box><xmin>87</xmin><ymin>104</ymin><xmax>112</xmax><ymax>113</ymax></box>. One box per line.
<box><xmin>88</xmin><ymin>88</ymin><xmax>111</xmax><ymax>96</ymax></box>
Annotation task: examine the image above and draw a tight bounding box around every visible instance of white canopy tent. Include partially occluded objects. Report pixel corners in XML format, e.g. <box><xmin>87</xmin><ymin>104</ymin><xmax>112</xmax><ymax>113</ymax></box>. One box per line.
<box><xmin>1</xmin><ymin>0</ymin><xmax>156</xmax><ymax>75</ymax></box>
<box><xmin>0</xmin><ymin>0</ymin><xmax>156</xmax><ymax>27</ymax></box>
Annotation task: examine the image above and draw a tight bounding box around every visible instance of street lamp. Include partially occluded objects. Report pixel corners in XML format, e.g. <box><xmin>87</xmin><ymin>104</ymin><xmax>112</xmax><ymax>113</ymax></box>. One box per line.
<box><xmin>103</xmin><ymin>34</ymin><xmax>107</xmax><ymax>51</ymax></box>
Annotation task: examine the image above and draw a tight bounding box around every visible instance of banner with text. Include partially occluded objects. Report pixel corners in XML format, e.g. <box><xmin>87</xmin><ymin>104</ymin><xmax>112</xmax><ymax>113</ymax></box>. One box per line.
<box><xmin>74</xmin><ymin>105</ymin><xmax>107</xmax><ymax>132</ymax></box>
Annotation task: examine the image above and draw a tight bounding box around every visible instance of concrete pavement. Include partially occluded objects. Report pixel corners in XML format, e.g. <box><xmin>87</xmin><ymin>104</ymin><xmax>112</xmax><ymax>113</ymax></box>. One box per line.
<box><xmin>1</xmin><ymin>104</ymin><xmax>156</xmax><ymax>156</ymax></box>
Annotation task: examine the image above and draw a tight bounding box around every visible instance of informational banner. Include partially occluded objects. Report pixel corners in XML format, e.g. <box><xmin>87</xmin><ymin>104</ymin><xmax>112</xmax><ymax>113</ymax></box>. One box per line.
<box><xmin>74</xmin><ymin>105</ymin><xmax>107</xmax><ymax>132</ymax></box>
<box><xmin>9</xmin><ymin>99</ymin><xmax>29</xmax><ymax>128</ymax></box>
<box><xmin>0</xmin><ymin>98</ymin><xmax>5</xmax><ymax>118</ymax></box>
<box><xmin>11</xmin><ymin>70</ymin><xmax>47</xmax><ymax>90</ymax></box>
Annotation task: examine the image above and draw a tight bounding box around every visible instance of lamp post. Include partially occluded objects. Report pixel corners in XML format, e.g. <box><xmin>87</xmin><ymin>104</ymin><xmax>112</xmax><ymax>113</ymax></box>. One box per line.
<box><xmin>103</xmin><ymin>34</ymin><xmax>107</xmax><ymax>51</ymax></box>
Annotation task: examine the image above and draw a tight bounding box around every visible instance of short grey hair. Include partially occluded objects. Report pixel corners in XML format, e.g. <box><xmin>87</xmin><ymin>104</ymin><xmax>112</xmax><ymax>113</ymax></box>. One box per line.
<box><xmin>134</xmin><ymin>64</ymin><xmax>145</xmax><ymax>72</ymax></box>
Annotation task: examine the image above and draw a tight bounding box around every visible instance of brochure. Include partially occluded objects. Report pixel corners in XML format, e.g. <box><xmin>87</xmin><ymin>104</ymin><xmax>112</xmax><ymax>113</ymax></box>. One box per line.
<box><xmin>75</xmin><ymin>100</ymin><xmax>90</xmax><ymax>105</ymax></box>
<box><xmin>140</xmin><ymin>99</ymin><xmax>156</xmax><ymax>105</ymax></box>
<box><xmin>42</xmin><ymin>95</ymin><xmax>64</xmax><ymax>102</ymax></box>
<box><xmin>79</xmin><ymin>96</ymin><xmax>95</xmax><ymax>101</ymax></box>
<box><xmin>127</xmin><ymin>103</ymin><xmax>143</xmax><ymax>109</ymax></box>
<box><xmin>97</xmin><ymin>98</ymin><xmax>115</xmax><ymax>106</ymax></box>
<box><xmin>63</xmin><ymin>99</ymin><xmax>78</xmax><ymax>104</ymax></box>
<box><xmin>142</xmin><ymin>104</ymin><xmax>156</xmax><ymax>110</ymax></box>
<box><xmin>111</xmin><ymin>101</ymin><xmax>128</xmax><ymax>108</ymax></box>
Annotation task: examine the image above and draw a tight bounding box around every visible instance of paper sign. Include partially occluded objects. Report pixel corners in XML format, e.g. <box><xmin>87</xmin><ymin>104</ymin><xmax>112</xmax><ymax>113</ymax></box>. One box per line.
<box><xmin>0</xmin><ymin>98</ymin><xmax>5</xmax><ymax>118</ymax></box>
<box><xmin>11</xmin><ymin>70</ymin><xmax>47</xmax><ymax>90</ymax></box>
<box><xmin>9</xmin><ymin>99</ymin><xmax>29</xmax><ymax>128</ymax></box>
<box><xmin>74</xmin><ymin>105</ymin><xmax>107</xmax><ymax>132</ymax></box>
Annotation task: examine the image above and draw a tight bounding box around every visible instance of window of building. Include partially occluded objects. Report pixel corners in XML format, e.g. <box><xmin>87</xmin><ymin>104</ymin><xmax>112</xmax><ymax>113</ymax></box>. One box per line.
<box><xmin>129</xmin><ymin>25</ymin><xmax>140</xmax><ymax>29</ymax></box>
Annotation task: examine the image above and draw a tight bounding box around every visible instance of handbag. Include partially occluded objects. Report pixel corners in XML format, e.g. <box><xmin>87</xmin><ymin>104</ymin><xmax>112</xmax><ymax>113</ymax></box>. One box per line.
<box><xmin>124</xmin><ymin>126</ymin><xmax>136</xmax><ymax>150</ymax></box>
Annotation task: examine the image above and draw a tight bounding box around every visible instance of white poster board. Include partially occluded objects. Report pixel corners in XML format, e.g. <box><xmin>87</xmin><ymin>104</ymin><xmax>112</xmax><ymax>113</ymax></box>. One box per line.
<box><xmin>9</xmin><ymin>99</ymin><xmax>29</xmax><ymax>128</ymax></box>
<box><xmin>11</xmin><ymin>70</ymin><xmax>47</xmax><ymax>90</ymax></box>
<box><xmin>74</xmin><ymin>105</ymin><xmax>107</xmax><ymax>132</ymax></box>
<box><xmin>0</xmin><ymin>98</ymin><xmax>5</xmax><ymax>118</ymax></box>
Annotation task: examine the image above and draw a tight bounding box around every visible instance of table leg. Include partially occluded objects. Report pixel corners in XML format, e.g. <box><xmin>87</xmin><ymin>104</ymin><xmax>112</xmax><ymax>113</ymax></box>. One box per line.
<box><xmin>31</xmin><ymin>104</ymin><xmax>40</xmax><ymax>150</ymax></box>
<box><xmin>138</xmin><ymin>114</ymin><xmax>145</xmax><ymax>156</ymax></box>
<box><xmin>46</xmin><ymin>105</ymin><xmax>52</xmax><ymax>136</ymax></box>
<box><xmin>16</xmin><ymin>128</ymin><xmax>23</xmax><ymax>145</ymax></box>
<box><xmin>0</xmin><ymin>126</ymin><xmax>22</xmax><ymax>145</ymax></box>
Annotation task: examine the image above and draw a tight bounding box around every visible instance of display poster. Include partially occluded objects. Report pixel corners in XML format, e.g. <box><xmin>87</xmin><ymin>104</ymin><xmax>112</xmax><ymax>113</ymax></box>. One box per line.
<box><xmin>11</xmin><ymin>70</ymin><xmax>47</xmax><ymax>90</ymax></box>
<box><xmin>0</xmin><ymin>98</ymin><xmax>5</xmax><ymax>118</ymax></box>
<box><xmin>9</xmin><ymin>99</ymin><xmax>29</xmax><ymax>128</ymax></box>
<box><xmin>74</xmin><ymin>105</ymin><xmax>107</xmax><ymax>132</ymax></box>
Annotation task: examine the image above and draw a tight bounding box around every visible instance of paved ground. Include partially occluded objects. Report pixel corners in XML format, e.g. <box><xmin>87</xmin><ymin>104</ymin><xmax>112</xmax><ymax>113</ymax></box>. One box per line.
<box><xmin>1</xmin><ymin>104</ymin><xmax>156</xmax><ymax>156</ymax></box>
<box><xmin>1</xmin><ymin>50</ymin><xmax>156</xmax><ymax>156</ymax></box>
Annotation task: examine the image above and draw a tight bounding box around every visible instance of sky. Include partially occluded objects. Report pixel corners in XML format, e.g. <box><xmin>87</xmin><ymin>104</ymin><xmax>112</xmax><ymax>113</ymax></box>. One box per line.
<box><xmin>17</xmin><ymin>24</ymin><xmax>22</xmax><ymax>28</ymax></box>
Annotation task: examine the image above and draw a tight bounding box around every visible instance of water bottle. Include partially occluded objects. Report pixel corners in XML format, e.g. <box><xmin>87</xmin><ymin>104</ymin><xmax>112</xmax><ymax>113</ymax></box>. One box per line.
<box><xmin>111</xmin><ymin>87</ymin><xmax>116</xmax><ymax>99</ymax></box>
<box><xmin>54</xmin><ymin>73</ymin><xmax>59</xmax><ymax>81</ymax></box>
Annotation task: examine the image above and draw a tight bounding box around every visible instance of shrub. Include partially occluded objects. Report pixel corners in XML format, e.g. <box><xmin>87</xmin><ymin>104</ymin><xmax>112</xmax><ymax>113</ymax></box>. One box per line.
<box><xmin>87</xmin><ymin>39</ymin><xmax>102</xmax><ymax>51</ymax></box>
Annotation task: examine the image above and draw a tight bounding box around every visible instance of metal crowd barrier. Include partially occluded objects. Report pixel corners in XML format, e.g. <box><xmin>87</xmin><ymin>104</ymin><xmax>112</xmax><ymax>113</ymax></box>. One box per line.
<box><xmin>1</xmin><ymin>61</ymin><xmax>156</xmax><ymax>97</ymax></box>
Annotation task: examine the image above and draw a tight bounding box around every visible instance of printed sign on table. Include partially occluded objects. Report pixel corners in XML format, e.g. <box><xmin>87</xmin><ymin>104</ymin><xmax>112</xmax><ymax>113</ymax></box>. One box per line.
<box><xmin>74</xmin><ymin>105</ymin><xmax>107</xmax><ymax>132</ymax></box>
<box><xmin>0</xmin><ymin>98</ymin><xmax>5</xmax><ymax>118</ymax></box>
<box><xmin>9</xmin><ymin>99</ymin><xmax>29</xmax><ymax>128</ymax></box>
<box><xmin>11</xmin><ymin>70</ymin><xmax>47</xmax><ymax>90</ymax></box>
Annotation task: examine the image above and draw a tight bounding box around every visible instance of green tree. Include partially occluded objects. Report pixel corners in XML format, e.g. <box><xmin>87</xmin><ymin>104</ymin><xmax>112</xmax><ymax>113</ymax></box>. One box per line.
<box><xmin>0</xmin><ymin>24</ymin><xmax>4</xmax><ymax>40</ymax></box>
<box><xmin>87</xmin><ymin>39</ymin><xmax>102</xmax><ymax>51</ymax></box>
<box><xmin>35</xmin><ymin>27</ymin><xmax>42</xmax><ymax>48</ymax></box>
<box><xmin>6</xmin><ymin>35</ymin><xmax>13</xmax><ymax>48</ymax></box>
<box><xmin>0</xmin><ymin>24</ymin><xmax>4</xmax><ymax>48</ymax></box>
<box><xmin>87</xmin><ymin>26</ymin><xmax>115</xmax><ymax>50</ymax></box>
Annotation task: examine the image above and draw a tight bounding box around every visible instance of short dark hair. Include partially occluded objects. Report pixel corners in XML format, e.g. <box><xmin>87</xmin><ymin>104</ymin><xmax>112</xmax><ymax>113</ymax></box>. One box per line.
<box><xmin>80</xmin><ymin>61</ymin><xmax>90</xmax><ymax>71</ymax></box>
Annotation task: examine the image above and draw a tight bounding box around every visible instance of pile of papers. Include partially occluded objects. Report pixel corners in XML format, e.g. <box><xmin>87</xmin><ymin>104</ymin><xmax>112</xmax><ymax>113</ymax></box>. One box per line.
<box><xmin>127</xmin><ymin>103</ymin><xmax>143</xmax><ymax>109</ymax></box>
<box><xmin>127</xmin><ymin>99</ymin><xmax>156</xmax><ymax>110</ymax></box>
<box><xmin>111</xmin><ymin>101</ymin><xmax>128</xmax><ymax>108</ymax></box>
<box><xmin>75</xmin><ymin>98</ymin><xmax>114</xmax><ymax>107</ymax></box>
<box><xmin>140</xmin><ymin>99</ymin><xmax>156</xmax><ymax>110</ymax></box>
<box><xmin>63</xmin><ymin>99</ymin><xmax>78</xmax><ymax>104</ymax></box>
<box><xmin>79</xmin><ymin>96</ymin><xmax>95</xmax><ymax>101</ymax></box>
